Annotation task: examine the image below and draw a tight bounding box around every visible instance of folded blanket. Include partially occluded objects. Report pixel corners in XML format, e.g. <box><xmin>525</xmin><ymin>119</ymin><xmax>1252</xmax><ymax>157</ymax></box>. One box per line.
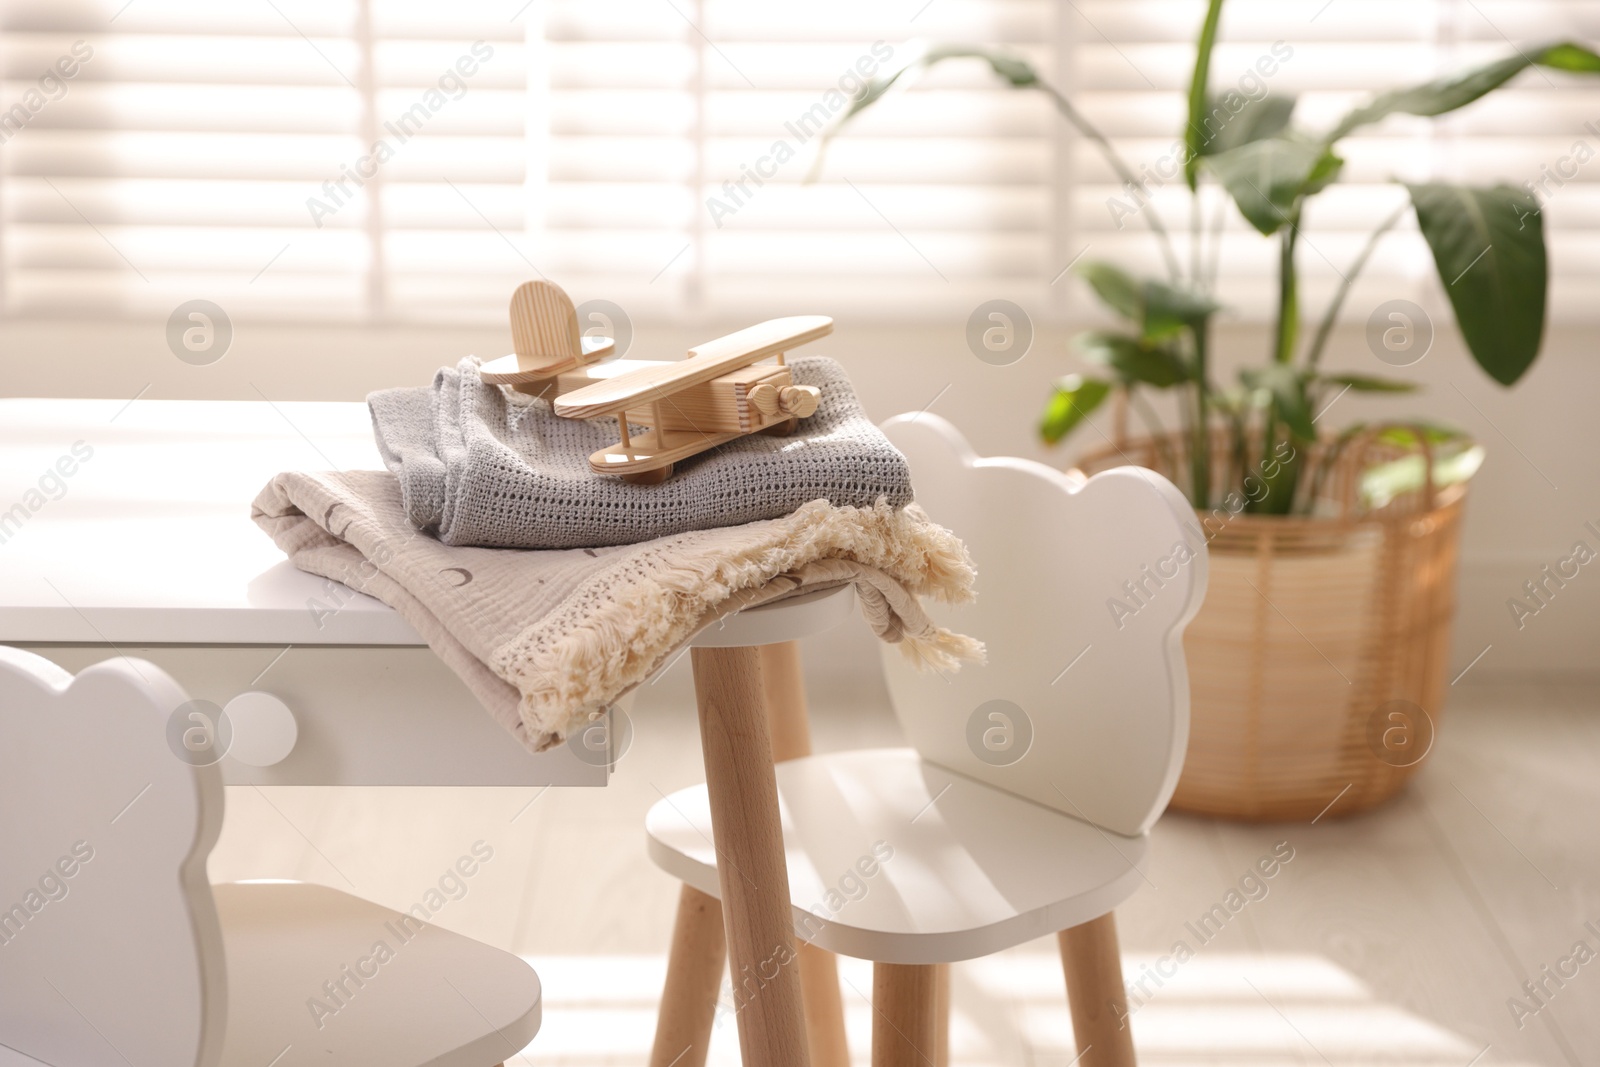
<box><xmin>252</xmin><ymin>471</ymin><xmax>981</xmax><ymax>751</ymax></box>
<box><xmin>368</xmin><ymin>355</ymin><xmax>915</xmax><ymax>549</ymax></box>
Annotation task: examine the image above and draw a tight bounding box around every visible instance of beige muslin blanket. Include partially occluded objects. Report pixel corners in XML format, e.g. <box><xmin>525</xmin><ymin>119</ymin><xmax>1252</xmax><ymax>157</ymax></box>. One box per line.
<box><xmin>252</xmin><ymin>471</ymin><xmax>981</xmax><ymax>752</ymax></box>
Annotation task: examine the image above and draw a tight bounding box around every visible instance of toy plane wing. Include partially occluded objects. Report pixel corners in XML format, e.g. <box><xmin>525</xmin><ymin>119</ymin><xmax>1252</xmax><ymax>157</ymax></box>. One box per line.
<box><xmin>553</xmin><ymin>316</ymin><xmax>832</xmax><ymax>421</ymax></box>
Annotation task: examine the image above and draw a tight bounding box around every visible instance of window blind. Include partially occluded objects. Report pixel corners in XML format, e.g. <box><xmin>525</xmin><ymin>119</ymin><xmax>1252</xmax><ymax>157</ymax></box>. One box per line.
<box><xmin>0</xmin><ymin>0</ymin><xmax>527</xmax><ymax>320</ymax></box>
<box><xmin>0</xmin><ymin>0</ymin><xmax>1594</xmax><ymax>322</ymax></box>
<box><xmin>538</xmin><ymin>0</ymin><xmax>1059</xmax><ymax>317</ymax></box>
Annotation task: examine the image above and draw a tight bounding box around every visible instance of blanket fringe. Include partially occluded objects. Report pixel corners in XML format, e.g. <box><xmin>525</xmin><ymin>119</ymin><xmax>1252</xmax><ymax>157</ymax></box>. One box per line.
<box><xmin>494</xmin><ymin>498</ymin><xmax>980</xmax><ymax>748</ymax></box>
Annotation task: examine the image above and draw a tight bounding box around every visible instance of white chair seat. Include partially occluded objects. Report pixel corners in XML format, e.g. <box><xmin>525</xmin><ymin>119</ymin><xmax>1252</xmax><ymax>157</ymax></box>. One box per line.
<box><xmin>214</xmin><ymin>882</ymin><xmax>541</xmax><ymax>1067</ymax></box>
<box><xmin>646</xmin><ymin>747</ymin><xmax>1149</xmax><ymax>965</ymax></box>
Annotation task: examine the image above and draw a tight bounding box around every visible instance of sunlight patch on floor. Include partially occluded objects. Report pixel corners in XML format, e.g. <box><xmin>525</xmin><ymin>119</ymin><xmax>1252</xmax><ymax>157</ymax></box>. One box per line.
<box><xmin>974</xmin><ymin>951</ymin><xmax>1519</xmax><ymax>1066</ymax></box>
<box><xmin>506</xmin><ymin>951</ymin><xmax>1529</xmax><ymax>1066</ymax></box>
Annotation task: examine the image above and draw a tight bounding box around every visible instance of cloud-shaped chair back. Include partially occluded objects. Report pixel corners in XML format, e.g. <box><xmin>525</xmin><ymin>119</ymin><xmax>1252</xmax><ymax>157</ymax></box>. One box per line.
<box><xmin>881</xmin><ymin>414</ymin><xmax>1207</xmax><ymax>837</ymax></box>
<box><xmin>0</xmin><ymin>647</ymin><xmax>225</xmax><ymax>1067</ymax></box>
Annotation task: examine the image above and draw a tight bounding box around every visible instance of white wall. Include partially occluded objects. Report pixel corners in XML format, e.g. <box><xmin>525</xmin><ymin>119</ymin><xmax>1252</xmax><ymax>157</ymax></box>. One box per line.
<box><xmin>3</xmin><ymin>315</ymin><xmax>1595</xmax><ymax>682</ymax></box>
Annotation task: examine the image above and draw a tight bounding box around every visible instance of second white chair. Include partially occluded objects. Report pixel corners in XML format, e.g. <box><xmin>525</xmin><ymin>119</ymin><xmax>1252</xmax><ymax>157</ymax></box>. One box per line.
<box><xmin>0</xmin><ymin>647</ymin><xmax>542</xmax><ymax>1067</ymax></box>
<box><xmin>646</xmin><ymin>413</ymin><xmax>1207</xmax><ymax>1065</ymax></box>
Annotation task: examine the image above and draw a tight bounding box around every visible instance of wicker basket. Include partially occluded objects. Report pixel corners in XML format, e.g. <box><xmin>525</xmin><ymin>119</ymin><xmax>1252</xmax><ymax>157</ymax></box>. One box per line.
<box><xmin>1077</xmin><ymin>427</ymin><xmax>1466</xmax><ymax>821</ymax></box>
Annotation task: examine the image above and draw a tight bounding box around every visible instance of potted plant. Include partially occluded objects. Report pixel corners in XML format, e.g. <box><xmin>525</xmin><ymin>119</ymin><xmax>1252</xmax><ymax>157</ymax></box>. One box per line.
<box><xmin>814</xmin><ymin>10</ymin><xmax>1600</xmax><ymax>819</ymax></box>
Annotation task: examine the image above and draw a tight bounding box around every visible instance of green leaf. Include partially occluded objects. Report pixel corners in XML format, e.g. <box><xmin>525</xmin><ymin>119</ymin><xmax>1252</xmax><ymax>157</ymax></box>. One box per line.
<box><xmin>1302</xmin><ymin>147</ymin><xmax>1344</xmax><ymax>193</ymax></box>
<box><xmin>1241</xmin><ymin>364</ymin><xmax>1315</xmax><ymax>440</ymax></box>
<box><xmin>1319</xmin><ymin>373</ymin><xmax>1420</xmax><ymax>393</ymax></box>
<box><xmin>1183</xmin><ymin>0</ymin><xmax>1227</xmax><ymax>190</ymax></box>
<box><xmin>830</xmin><ymin>46</ymin><xmax>1037</xmax><ymax>136</ymax></box>
<box><xmin>1205</xmin><ymin>139</ymin><xmax>1344</xmax><ymax>235</ymax></box>
<box><xmin>1541</xmin><ymin>42</ymin><xmax>1600</xmax><ymax>72</ymax></box>
<box><xmin>811</xmin><ymin>46</ymin><xmax>1040</xmax><ymax>180</ymax></box>
<box><xmin>1374</xmin><ymin>422</ymin><xmax>1470</xmax><ymax>447</ymax></box>
<box><xmin>1077</xmin><ymin>265</ymin><xmax>1218</xmax><ymax>345</ymax></box>
<box><xmin>1362</xmin><ymin>444</ymin><xmax>1485</xmax><ymax>509</ymax></box>
<box><xmin>1079</xmin><ymin>332</ymin><xmax>1189</xmax><ymax>388</ymax></box>
<box><xmin>1077</xmin><ymin>261</ymin><xmax>1143</xmax><ymax>321</ymax></box>
<box><xmin>1039</xmin><ymin>375</ymin><xmax>1113</xmax><ymax>444</ymax></box>
<box><xmin>1143</xmin><ymin>281</ymin><xmax>1220</xmax><ymax>341</ymax></box>
<box><xmin>1326</xmin><ymin>42</ymin><xmax>1600</xmax><ymax>144</ymax></box>
<box><xmin>1197</xmin><ymin>93</ymin><xmax>1296</xmax><ymax>156</ymax></box>
<box><xmin>1406</xmin><ymin>182</ymin><xmax>1547</xmax><ymax>385</ymax></box>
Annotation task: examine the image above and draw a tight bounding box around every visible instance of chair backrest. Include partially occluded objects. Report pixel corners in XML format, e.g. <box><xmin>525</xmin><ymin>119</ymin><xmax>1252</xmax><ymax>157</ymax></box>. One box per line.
<box><xmin>880</xmin><ymin>414</ymin><xmax>1206</xmax><ymax>837</ymax></box>
<box><xmin>0</xmin><ymin>647</ymin><xmax>226</xmax><ymax>1067</ymax></box>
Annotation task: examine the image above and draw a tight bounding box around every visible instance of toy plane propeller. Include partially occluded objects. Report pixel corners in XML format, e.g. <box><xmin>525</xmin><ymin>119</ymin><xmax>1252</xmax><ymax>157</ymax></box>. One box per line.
<box><xmin>481</xmin><ymin>280</ymin><xmax>829</xmax><ymax>484</ymax></box>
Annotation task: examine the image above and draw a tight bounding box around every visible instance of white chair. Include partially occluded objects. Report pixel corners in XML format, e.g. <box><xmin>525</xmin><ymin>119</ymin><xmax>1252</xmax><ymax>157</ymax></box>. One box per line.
<box><xmin>0</xmin><ymin>647</ymin><xmax>542</xmax><ymax>1067</ymax></box>
<box><xmin>646</xmin><ymin>414</ymin><xmax>1207</xmax><ymax>1066</ymax></box>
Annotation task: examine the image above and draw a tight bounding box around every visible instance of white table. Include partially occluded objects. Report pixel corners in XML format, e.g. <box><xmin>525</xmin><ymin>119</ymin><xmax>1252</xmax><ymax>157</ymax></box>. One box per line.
<box><xmin>0</xmin><ymin>397</ymin><xmax>603</xmax><ymax>786</ymax></box>
<box><xmin>3</xmin><ymin>395</ymin><xmax>860</xmax><ymax>1065</ymax></box>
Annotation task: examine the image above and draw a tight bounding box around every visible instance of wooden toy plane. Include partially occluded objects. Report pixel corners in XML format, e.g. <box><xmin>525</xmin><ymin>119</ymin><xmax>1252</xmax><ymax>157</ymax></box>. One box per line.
<box><xmin>481</xmin><ymin>280</ymin><xmax>829</xmax><ymax>484</ymax></box>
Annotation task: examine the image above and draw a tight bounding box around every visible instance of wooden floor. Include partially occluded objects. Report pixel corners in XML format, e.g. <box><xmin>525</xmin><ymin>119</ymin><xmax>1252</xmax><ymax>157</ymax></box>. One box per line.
<box><xmin>209</xmin><ymin>670</ymin><xmax>1600</xmax><ymax>1066</ymax></box>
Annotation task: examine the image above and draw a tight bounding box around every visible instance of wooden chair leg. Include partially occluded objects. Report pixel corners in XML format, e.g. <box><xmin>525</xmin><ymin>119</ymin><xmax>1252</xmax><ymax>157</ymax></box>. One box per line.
<box><xmin>760</xmin><ymin>641</ymin><xmax>850</xmax><ymax>1067</ymax></box>
<box><xmin>933</xmin><ymin>961</ymin><xmax>950</xmax><ymax>1067</ymax></box>
<box><xmin>691</xmin><ymin>645</ymin><xmax>809</xmax><ymax>1067</ymax></box>
<box><xmin>1058</xmin><ymin>912</ymin><xmax>1137</xmax><ymax>1067</ymax></box>
<box><xmin>797</xmin><ymin>942</ymin><xmax>851</xmax><ymax>1067</ymax></box>
<box><xmin>872</xmin><ymin>962</ymin><xmax>938</xmax><ymax>1067</ymax></box>
<box><xmin>758</xmin><ymin>640</ymin><xmax>816</xmax><ymax>763</ymax></box>
<box><xmin>650</xmin><ymin>884</ymin><xmax>727</xmax><ymax>1067</ymax></box>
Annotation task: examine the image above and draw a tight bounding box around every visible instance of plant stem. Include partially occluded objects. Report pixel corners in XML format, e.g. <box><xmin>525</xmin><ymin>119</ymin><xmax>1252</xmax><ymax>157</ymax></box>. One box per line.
<box><xmin>1039</xmin><ymin>84</ymin><xmax>1185</xmax><ymax>283</ymax></box>
<box><xmin>1190</xmin><ymin>321</ymin><xmax>1212</xmax><ymax>508</ymax></box>
<box><xmin>1183</xmin><ymin>0</ymin><xmax>1227</xmax><ymax>191</ymax></box>
<box><xmin>1275</xmin><ymin>206</ymin><xmax>1301</xmax><ymax>364</ymax></box>
<box><xmin>1305</xmin><ymin>201</ymin><xmax>1410</xmax><ymax>370</ymax></box>
<box><xmin>1228</xmin><ymin>407</ymin><xmax>1247</xmax><ymax>503</ymax></box>
<box><xmin>1190</xmin><ymin>186</ymin><xmax>1203</xmax><ymax>286</ymax></box>
<box><xmin>1205</xmin><ymin>185</ymin><xmax>1229</xmax><ymax>292</ymax></box>
<box><xmin>1250</xmin><ymin>406</ymin><xmax>1276</xmax><ymax>513</ymax></box>
<box><xmin>1307</xmin><ymin>429</ymin><xmax>1357</xmax><ymax>515</ymax></box>
<box><xmin>1128</xmin><ymin>389</ymin><xmax>1176</xmax><ymax>476</ymax></box>
<box><xmin>1174</xmin><ymin>369</ymin><xmax>1194</xmax><ymax>497</ymax></box>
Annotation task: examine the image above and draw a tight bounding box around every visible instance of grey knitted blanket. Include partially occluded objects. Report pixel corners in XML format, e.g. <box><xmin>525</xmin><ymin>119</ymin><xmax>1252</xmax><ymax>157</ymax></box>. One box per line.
<box><xmin>369</xmin><ymin>355</ymin><xmax>913</xmax><ymax>549</ymax></box>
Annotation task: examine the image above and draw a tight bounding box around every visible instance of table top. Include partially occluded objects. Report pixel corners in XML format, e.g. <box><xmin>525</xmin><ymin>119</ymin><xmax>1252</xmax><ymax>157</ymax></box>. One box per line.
<box><xmin>0</xmin><ymin>397</ymin><xmax>421</xmax><ymax>645</ymax></box>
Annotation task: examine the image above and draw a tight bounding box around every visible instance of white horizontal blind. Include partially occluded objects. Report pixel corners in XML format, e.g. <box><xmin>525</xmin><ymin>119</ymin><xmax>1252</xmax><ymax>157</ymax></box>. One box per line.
<box><xmin>1</xmin><ymin>0</ymin><xmax>1595</xmax><ymax>322</ymax></box>
<box><xmin>1067</xmin><ymin>0</ymin><xmax>1600</xmax><ymax>322</ymax></box>
<box><xmin>539</xmin><ymin>0</ymin><xmax>1060</xmax><ymax>317</ymax></box>
<box><xmin>0</xmin><ymin>0</ymin><xmax>527</xmax><ymax>320</ymax></box>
